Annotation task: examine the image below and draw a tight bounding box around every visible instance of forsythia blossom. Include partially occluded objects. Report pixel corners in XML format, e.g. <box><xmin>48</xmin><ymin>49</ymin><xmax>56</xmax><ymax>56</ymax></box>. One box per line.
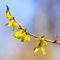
<box><xmin>6</xmin><ymin>5</ymin><xmax>14</xmax><ymax>20</ymax></box>
<box><xmin>21</xmin><ymin>34</ymin><xmax>30</xmax><ymax>42</ymax></box>
<box><xmin>14</xmin><ymin>28</ymin><xmax>30</xmax><ymax>42</ymax></box>
<box><xmin>34</xmin><ymin>37</ymin><xmax>48</xmax><ymax>55</ymax></box>
<box><xmin>5</xmin><ymin>5</ymin><xmax>20</xmax><ymax>30</ymax></box>
<box><xmin>5</xmin><ymin>20</ymin><xmax>19</xmax><ymax>30</ymax></box>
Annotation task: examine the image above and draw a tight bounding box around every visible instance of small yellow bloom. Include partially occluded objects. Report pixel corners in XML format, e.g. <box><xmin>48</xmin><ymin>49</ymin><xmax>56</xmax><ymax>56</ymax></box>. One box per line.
<box><xmin>39</xmin><ymin>37</ymin><xmax>48</xmax><ymax>46</ymax></box>
<box><xmin>34</xmin><ymin>37</ymin><xmax>48</xmax><ymax>55</ymax></box>
<box><xmin>34</xmin><ymin>37</ymin><xmax>48</xmax><ymax>46</ymax></box>
<box><xmin>14</xmin><ymin>28</ymin><xmax>30</xmax><ymax>42</ymax></box>
<box><xmin>5</xmin><ymin>20</ymin><xmax>19</xmax><ymax>30</ymax></box>
<box><xmin>21</xmin><ymin>34</ymin><xmax>30</xmax><ymax>42</ymax></box>
<box><xmin>6</xmin><ymin>5</ymin><xmax>23</xmax><ymax>30</ymax></box>
<box><xmin>14</xmin><ymin>29</ymin><xmax>23</xmax><ymax>39</ymax></box>
<box><xmin>6</xmin><ymin>5</ymin><xmax>13</xmax><ymax>20</ymax></box>
<box><xmin>34</xmin><ymin>47</ymin><xmax>39</xmax><ymax>53</ymax></box>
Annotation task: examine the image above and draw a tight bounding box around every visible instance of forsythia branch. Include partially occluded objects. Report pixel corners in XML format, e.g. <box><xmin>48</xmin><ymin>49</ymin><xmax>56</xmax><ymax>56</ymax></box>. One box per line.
<box><xmin>29</xmin><ymin>33</ymin><xmax>60</xmax><ymax>45</ymax></box>
<box><xmin>15</xmin><ymin>18</ymin><xmax>60</xmax><ymax>45</ymax></box>
<box><xmin>5</xmin><ymin>5</ymin><xmax>60</xmax><ymax>55</ymax></box>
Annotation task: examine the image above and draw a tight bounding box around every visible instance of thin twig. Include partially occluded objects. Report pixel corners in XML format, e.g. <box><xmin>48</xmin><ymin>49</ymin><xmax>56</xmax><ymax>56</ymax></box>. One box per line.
<box><xmin>30</xmin><ymin>33</ymin><xmax>60</xmax><ymax>45</ymax></box>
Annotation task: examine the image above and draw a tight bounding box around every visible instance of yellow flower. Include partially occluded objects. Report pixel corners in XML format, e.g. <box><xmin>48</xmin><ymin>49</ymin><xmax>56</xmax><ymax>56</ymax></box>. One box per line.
<box><xmin>14</xmin><ymin>29</ymin><xmax>24</xmax><ymax>39</ymax></box>
<box><xmin>6</xmin><ymin>5</ymin><xmax>14</xmax><ymax>20</ymax></box>
<box><xmin>34</xmin><ymin>37</ymin><xmax>48</xmax><ymax>55</ymax></box>
<box><xmin>34</xmin><ymin>47</ymin><xmax>39</xmax><ymax>53</ymax></box>
<box><xmin>5</xmin><ymin>5</ymin><xmax>23</xmax><ymax>30</ymax></box>
<box><xmin>21</xmin><ymin>34</ymin><xmax>30</xmax><ymax>42</ymax></box>
<box><xmin>39</xmin><ymin>37</ymin><xmax>48</xmax><ymax>46</ymax></box>
<box><xmin>14</xmin><ymin>28</ymin><xmax>30</xmax><ymax>42</ymax></box>
<box><xmin>5</xmin><ymin>20</ymin><xmax>19</xmax><ymax>30</ymax></box>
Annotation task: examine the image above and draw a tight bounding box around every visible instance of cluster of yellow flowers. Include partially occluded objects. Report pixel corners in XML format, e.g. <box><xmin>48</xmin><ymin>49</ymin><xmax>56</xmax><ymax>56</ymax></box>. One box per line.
<box><xmin>14</xmin><ymin>28</ymin><xmax>30</xmax><ymax>42</ymax></box>
<box><xmin>5</xmin><ymin>5</ymin><xmax>19</xmax><ymax>30</ymax></box>
<box><xmin>5</xmin><ymin>5</ymin><xmax>48</xmax><ymax>55</ymax></box>
<box><xmin>5</xmin><ymin>5</ymin><xmax>30</xmax><ymax>42</ymax></box>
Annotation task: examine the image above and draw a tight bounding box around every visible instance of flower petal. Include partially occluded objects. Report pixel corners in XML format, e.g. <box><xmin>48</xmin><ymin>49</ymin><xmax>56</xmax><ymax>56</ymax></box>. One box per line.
<box><xmin>40</xmin><ymin>47</ymin><xmax>46</xmax><ymax>55</ymax></box>
<box><xmin>34</xmin><ymin>47</ymin><xmax>39</xmax><ymax>53</ymax></box>
<box><xmin>21</xmin><ymin>35</ymin><xmax>30</xmax><ymax>42</ymax></box>
<box><xmin>14</xmin><ymin>29</ymin><xmax>23</xmax><ymax>39</ymax></box>
<box><xmin>6</xmin><ymin>5</ymin><xmax>13</xmax><ymax>20</ymax></box>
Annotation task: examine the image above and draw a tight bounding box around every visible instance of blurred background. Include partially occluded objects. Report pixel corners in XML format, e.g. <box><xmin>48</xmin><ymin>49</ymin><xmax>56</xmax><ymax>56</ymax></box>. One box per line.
<box><xmin>0</xmin><ymin>0</ymin><xmax>60</xmax><ymax>60</ymax></box>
